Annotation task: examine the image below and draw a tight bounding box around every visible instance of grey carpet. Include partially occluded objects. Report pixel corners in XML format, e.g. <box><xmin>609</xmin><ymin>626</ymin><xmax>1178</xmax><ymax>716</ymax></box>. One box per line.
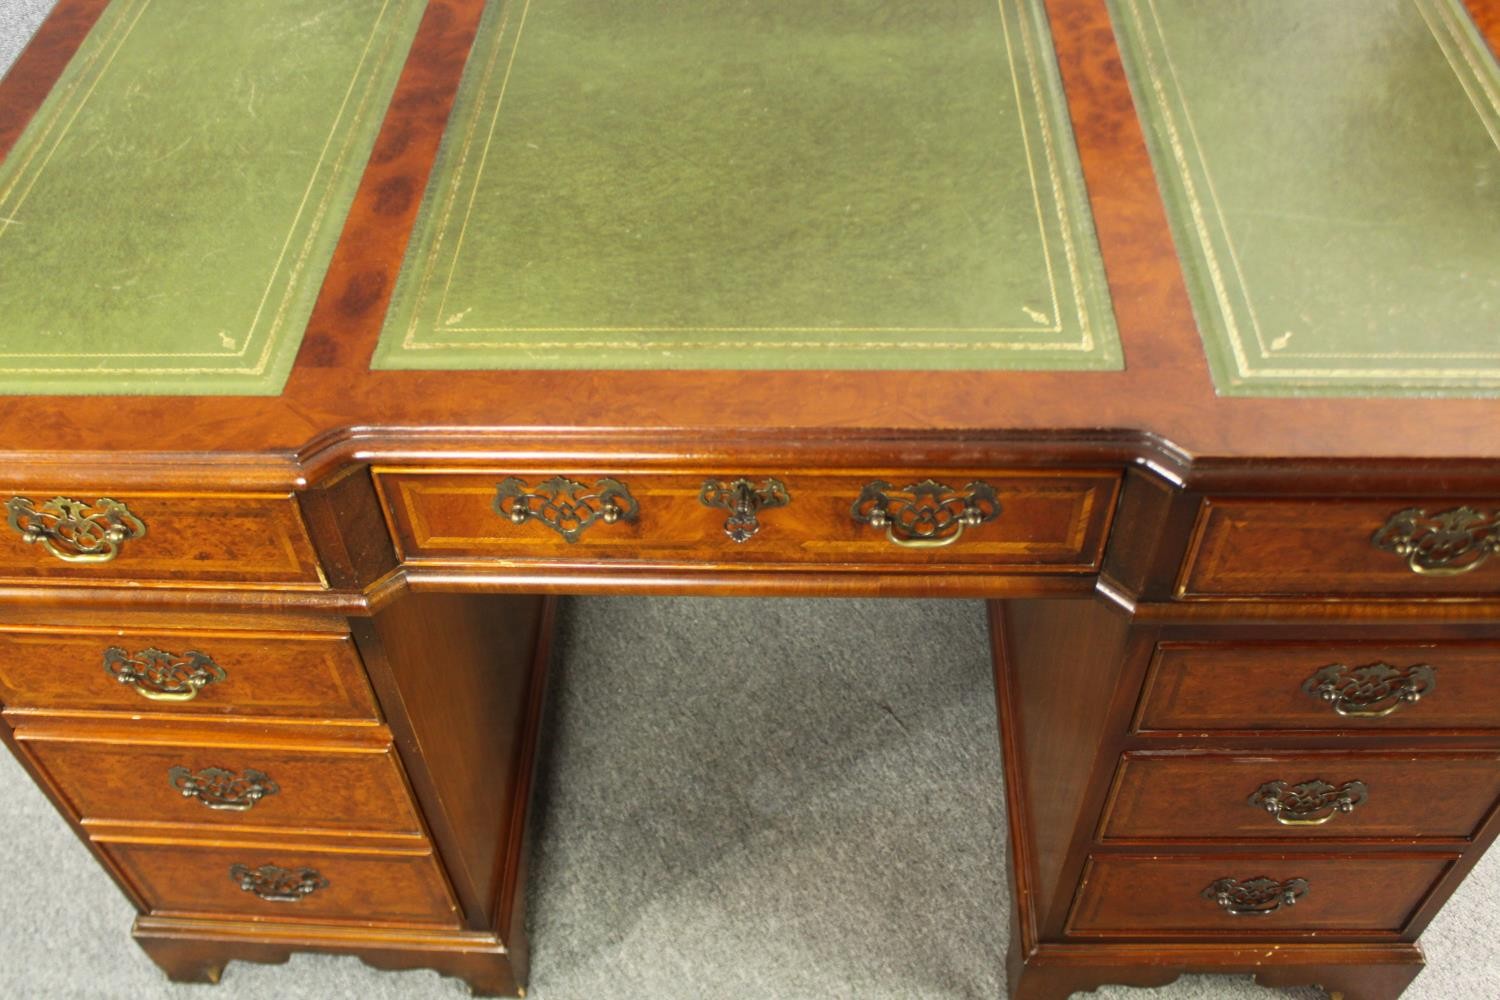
<box><xmin>1</xmin><ymin>7</ymin><xmax>1498</xmax><ymax>998</ymax></box>
<box><xmin>0</xmin><ymin>0</ymin><xmax>48</xmax><ymax>74</ymax></box>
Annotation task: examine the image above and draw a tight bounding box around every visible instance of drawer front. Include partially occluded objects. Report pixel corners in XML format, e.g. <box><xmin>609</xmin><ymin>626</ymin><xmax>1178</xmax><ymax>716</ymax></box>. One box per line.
<box><xmin>23</xmin><ymin>737</ymin><xmax>422</xmax><ymax>836</ymax></box>
<box><xmin>1136</xmin><ymin>641</ymin><xmax>1500</xmax><ymax>734</ymax></box>
<box><xmin>1180</xmin><ymin>498</ymin><xmax>1500</xmax><ymax>598</ymax></box>
<box><xmin>1067</xmin><ymin>855</ymin><xmax>1451</xmax><ymax>936</ymax></box>
<box><xmin>104</xmin><ymin>840</ymin><xmax>459</xmax><ymax>926</ymax></box>
<box><xmin>0</xmin><ymin>629</ymin><xmax>379</xmax><ymax>723</ymax></box>
<box><xmin>0</xmin><ymin>491</ymin><xmax>323</xmax><ymax>587</ymax></box>
<box><xmin>376</xmin><ymin>468</ymin><xmax>1119</xmax><ymax>571</ymax></box>
<box><xmin>1099</xmin><ymin>751</ymin><xmax>1500</xmax><ymax>842</ymax></box>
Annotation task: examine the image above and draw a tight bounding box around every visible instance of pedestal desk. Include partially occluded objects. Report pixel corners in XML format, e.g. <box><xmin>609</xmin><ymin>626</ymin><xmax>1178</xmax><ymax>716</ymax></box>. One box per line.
<box><xmin>0</xmin><ymin>1</ymin><xmax>1498</xmax><ymax>997</ymax></box>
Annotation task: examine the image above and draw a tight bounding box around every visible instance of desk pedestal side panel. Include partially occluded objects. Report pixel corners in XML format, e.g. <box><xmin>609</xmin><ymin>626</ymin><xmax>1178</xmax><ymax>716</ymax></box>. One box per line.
<box><xmin>352</xmin><ymin>594</ymin><xmax>552</xmax><ymax>952</ymax></box>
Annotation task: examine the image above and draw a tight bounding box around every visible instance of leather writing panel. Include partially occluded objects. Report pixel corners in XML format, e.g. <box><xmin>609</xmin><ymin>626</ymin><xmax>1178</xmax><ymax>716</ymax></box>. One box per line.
<box><xmin>1112</xmin><ymin>0</ymin><xmax>1500</xmax><ymax>397</ymax></box>
<box><xmin>0</xmin><ymin>0</ymin><xmax>426</xmax><ymax>394</ymax></box>
<box><xmin>375</xmin><ymin>0</ymin><xmax>1122</xmax><ymax>371</ymax></box>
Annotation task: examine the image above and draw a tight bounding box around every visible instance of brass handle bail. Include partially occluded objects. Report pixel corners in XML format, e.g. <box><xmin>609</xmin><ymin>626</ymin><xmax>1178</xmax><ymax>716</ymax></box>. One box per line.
<box><xmin>6</xmin><ymin>495</ymin><xmax>146</xmax><ymax>563</ymax></box>
<box><xmin>492</xmin><ymin>476</ymin><xmax>638</xmax><ymax>543</ymax></box>
<box><xmin>1203</xmin><ymin>876</ymin><xmax>1308</xmax><ymax>917</ymax></box>
<box><xmin>169</xmin><ymin>766</ymin><xmax>279</xmax><ymax>812</ymax></box>
<box><xmin>1372</xmin><ymin>506</ymin><xmax>1500</xmax><ymax>576</ymax></box>
<box><xmin>229</xmin><ymin>863</ymin><xmax>327</xmax><ymax>902</ymax></box>
<box><xmin>1248</xmin><ymin>779</ymin><xmax>1368</xmax><ymax>826</ymax></box>
<box><xmin>1301</xmin><ymin>662</ymin><xmax>1435</xmax><ymax>719</ymax></box>
<box><xmin>103</xmin><ymin>646</ymin><xmax>227</xmax><ymax>702</ymax></box>
<box><xmin>852</xmin><ymin>479</ymin><xmax>1000</xmax><ymax>548</ymax></box>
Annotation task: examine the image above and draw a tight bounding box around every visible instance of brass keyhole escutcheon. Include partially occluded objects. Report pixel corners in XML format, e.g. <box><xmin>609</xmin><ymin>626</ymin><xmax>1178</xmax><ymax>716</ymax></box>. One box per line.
<box><xmin>699</xmin><ymin>478</ymin><xmax>790</xmax><ymax>543</ymax></box>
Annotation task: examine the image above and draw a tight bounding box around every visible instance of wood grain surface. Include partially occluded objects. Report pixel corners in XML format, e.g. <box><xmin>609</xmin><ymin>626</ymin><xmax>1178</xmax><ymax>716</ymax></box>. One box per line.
<box><xmin>0</xmin><ymin>0</ymin><xmax>1494</xmax><ymax>463</ymax></box>
<box><xmin>1099</xmin><ymin>750</ymin><xmax>1500</xmax><ymax>841</ymax></box>
<box><xmin>0</xmin><ymin>626</ymin><xmax>379</xmax><ymax>722</ymax></box>
<box><xmin>1066</xmin><ymin>854</ymin><xmax>1453</xmax><ymax>936</ymax></box>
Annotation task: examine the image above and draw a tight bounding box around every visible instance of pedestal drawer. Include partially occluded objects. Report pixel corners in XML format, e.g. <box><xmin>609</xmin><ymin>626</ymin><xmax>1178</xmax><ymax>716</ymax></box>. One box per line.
<box><xmin>0</xmin><ymin>491</ymin><xmax>324</xmax><ymax>588</ymax></box>
<box><xmin>1179</xmin><ymin>498</ymin><xmax>1500</xmax><ymax>598</ymax></box>
<box><xmin>101</xmin><ymin>840</ymin><xmax>460</xmax><ymax>928</ymax></box>
<box><xmin>1066</xmin><ymin>855</ymin><xmax>1453</xmax><ymax>936</ymax></box>
<box><xmin>1099</xmin><ymin>751</ymin><xmax>1500</xmax><ymax>842</ymax></box>
<box><xmin>22</xmin><ymin>736</ymin><xmax>423</xmax><ymax>837</ymax></box>
<box><xmin>0</xmin><ymin>628</ymin><xmax>380</xmax><ymax>723</ymax></box>
<box><xmin>375</xmin><ymin>468</ymin><xmax>1118</xmax><ymax>571</ymax></box>
<box><xmin>1135</xmin><ymin>641</ymin><xmax>1500</xmax><ymax>734</ymax></box>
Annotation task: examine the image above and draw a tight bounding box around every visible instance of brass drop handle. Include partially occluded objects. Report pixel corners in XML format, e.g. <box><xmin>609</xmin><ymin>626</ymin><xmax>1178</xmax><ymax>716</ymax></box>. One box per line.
<box><xmin>1248</xmin><ymin>779</ymin><xmax>1367</xmax><ymax>826</ymax></box>
<box><xmin>6</xmin><ymin>495</ymin><xmax>146</xmax><ymax>564</ymax></box>
<box><xmin>229</xmin><ymin>863</ymin><xmax>327</xmax><ymax>902</ymax></box>
<box><xmin>492</xmin><ymin>476</ymin><xmax>638</xmax><ymax>543</ymax></box>
<box><xmin>103</xmin><ymin>646</ymin><xmax>227</xmax><ymax>702</ymax></box>
<box><xmin>1302</xmin><ymin>662</ymin><xmax>1435</xmax><ymax>718</ymax></box>
<box><xmin>1203</xmin><ymin>876</ymin><xmax>1308</xmax><ymax>917</ymax></box>
<box><xmin>1372</xmin><ymin>506</ymin><xmax>1500</xmax><ymax>576</ymax></box>
<box><xmin>852</xmin><ymin>479</ymin><xmax>1001</xmax><ymax>548</ymax></box>
<box><xmin>169</xmin><ymin>766</ymin><xmax>279</xmax><ymax>811</ymax></box>
<box><xmin>699</xmin><ymin>478</ymin><xmax>790</xmax><ymax>542</ymax></box>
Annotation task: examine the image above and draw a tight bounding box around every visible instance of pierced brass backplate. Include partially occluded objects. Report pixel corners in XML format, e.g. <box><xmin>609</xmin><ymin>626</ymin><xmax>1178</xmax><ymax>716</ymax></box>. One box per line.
<box><xmin>6</xmin><ymin>495</ymin><xmax>145</xmax><ymax>563</ymax></box>
<box><xmin>1202</xmin><ymin>876</ymin><xmax>1308</xmax><ymax>916</ymax></box>
<box><xmin>229</xmin><ymin>863</ymin><xmax>327</xmax><ymax>902</ymax></box>
<box><xmin>1302</xmin><ymin>661</ymin><xmax>1435</xmax><ymax>719</ymax></box>
<box><xmin>851</xmin><ymin>479</ymin><xmax>1001</xmax><ymax>548</ymax></box>
<box><xmin>1372</xmin><ymin>506</ymin><xmax>1500</xmax><ymax>576</ymax></box>
<box><xmin>169</xmin><ymin>766</ymin><xmax>279</xmax><ymax>811</ymax></box>
<box><xmin>1248</xmin><ymin>778</ymin><xmax>1368</xmax><ymax>826</ymax></box>
<box><xmin>492</xmin><ymin>476</ymin><xmax>638</xmax><ymax>543</ymax></box>
<box><xmin>103</xmin><ymin>646</ymin><xmax>227</xmax><ymax>702</ymax></box>
<box><xmin>699</xmin><ymin>478</ymin><xmax>790</xmax><ymax>542</ymax></box>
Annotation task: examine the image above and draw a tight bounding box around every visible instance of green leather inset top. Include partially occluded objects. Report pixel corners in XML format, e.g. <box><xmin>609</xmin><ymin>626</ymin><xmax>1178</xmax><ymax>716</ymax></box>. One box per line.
<box><xmin>0</xmin><ymin>0</ymin><xmax>426</xmax><ymax>395</ymax></box>
<box><xmin>374</xmin><ymin>0</ymin><xmax>1122</xmax><ymax>371</ymax></box>
<box><xmin>1112</xmin><ymin>0</ymin><xmax>1500</xmax><ymax>397</ymax></box>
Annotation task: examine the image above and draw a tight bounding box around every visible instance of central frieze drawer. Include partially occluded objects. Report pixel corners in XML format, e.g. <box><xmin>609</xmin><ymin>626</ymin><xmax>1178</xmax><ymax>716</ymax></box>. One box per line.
<box><xmin>0</xmin><ymin>627</ymin><xmax>380</xmax><ymax>723</ymax></box>
<box><xmin>0</xmin><ymin>491</ymin><xmax>324</xmax><ymax>588</ymax></box>
<box><xmin>374</xmin><ymin>468</ymin><xmax>1119</xmax><ymax>570</ymax></box>
<box><xmin>1066</xmin><ymin>855</ymin><xmax>1452</xmax><ymax>937</ymax></box>
<box><xmin>1099</xmin><ymin>751</ymin><xmax>1500</xmax><ymax>842</ymax></box>
<box><xmin>21</xmin><ymin>735</ymin><xmax>423</xmax><ymax>837</ymax></box>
